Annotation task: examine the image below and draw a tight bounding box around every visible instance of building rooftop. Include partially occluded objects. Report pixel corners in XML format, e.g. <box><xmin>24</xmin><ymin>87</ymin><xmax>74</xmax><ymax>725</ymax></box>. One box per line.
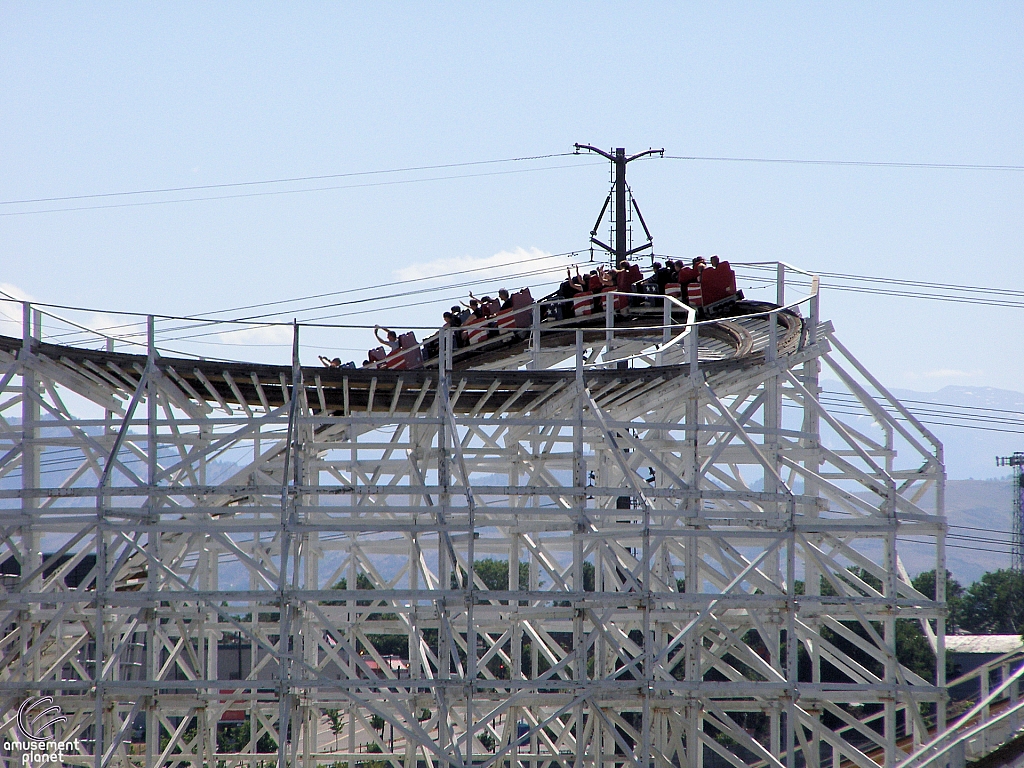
<box><xmin>946</xmin><ymin>635</ymin><xmax>1024</xmax><ymax>655</ymax></box>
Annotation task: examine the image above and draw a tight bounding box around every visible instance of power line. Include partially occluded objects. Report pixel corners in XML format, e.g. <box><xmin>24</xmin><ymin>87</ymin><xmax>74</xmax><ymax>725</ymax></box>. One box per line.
<box><xmin>40</xmin><ymin>249</ymin><xmax>585</xmax><ymax>343</ymax></box>
<box><xmin>0</xmin><ymin>253</ymin><xmax>561</xmax><ymax>325</ymax></box>
<box><xmin>741</xmin><ymin>263</ymin><xmax>1024</xmax><ymax>298</ymax></box>
<box><xmin>736</xmin><ymin>266</ymin><xmax>1024</xmax><ymax>311</ymax></box>
<box><xmin>151</xmin><ymin>263</ymin><xmax>574</xmax><ymax>344</ymax></box>
<box><xmin>0</xmin><ymin>153</ymin><xmax>577</xmax><ymax>206</ymax></box>
<box><xmin>666</xmin><ymin>155</ymin><xmax>1024</xmax><ymax>172</ymax></box>
<box><xmin>816</xmin><ymin>395</ymin><xmax>1024</xmax><ymax>429</ymax></box>
<box><xmin>35</xmin><ymin>254</ymin><xmax>583</xmax><ymax>348</ymax></box>
<box><xmin>818</xmin><ymin>390</ymin><xmax>1024</xmax><ymax>427</ymax></box>
<box><xmin>782</xmin><ymin>400</ymin><xmax>1024</xmax><ymax>436</ymax></box>
<box><xmin>9</xmin><ymin>260</ymin><xmax>1018</xmax><ymax>341</ymax></box>
<box><xmin>820</xmin><ymin>387</ymin><xmax>1024</xmax><ymax>417</ymax></box>
<box><xmin>5</xmin><ymin>258</ymin><xmax>1024</xmax><ymax>432</ymax></box>
<box><xmin>951</xmin><ymin>523</ymin><xmax>1016</xmax><ymax>535</ymax></box>
<box><xmin>900</xmin><ymin>537</ymin><xmax>1014</xmax><ymax>555</ymax></box>
<box><xmin>0</xmin><ymin>160</ymin><xmax>600</xmax><ymax>218</ymax></box>
<box><xmin>816</xmin><ymin>270</ymin><xmax>1024</xmax><ymax>299</ymax></box>
<box><xmin>946</xmin><ymin>532</ymin><xmax>1014</xmax><ymax>546</ymax></box>
<box><xmin>197</xmin><ymin>249</ymin><xmax>582</xmax><ymax>318</ymax></box>
<box><xmin>817</xmin><ymin>282</ymin><xmax>1024</xmax><ymax>310</ymax></box>
<box><xmin>10</xmin><ymin>149</ymin><xmax>1021</xmax><ymax>211</ymax></box>
<box><xmin>149</xmin><ymin>263</ymin><xmax>1024</xmax><ymax>342</ymax></box>
<box><xmin>167</xmin><ymin>262</ymin><xmax>581</xmax><ymax>340</ymax></box>
<box><xmin>151</xmin><ymin>256</ymin><xmax>572</xmax><ymax>326</ymax></box>
<box><xmin>894</xmin><ymin>398</ymin><xmax>1024</xmax><ymax>418</ymax></box>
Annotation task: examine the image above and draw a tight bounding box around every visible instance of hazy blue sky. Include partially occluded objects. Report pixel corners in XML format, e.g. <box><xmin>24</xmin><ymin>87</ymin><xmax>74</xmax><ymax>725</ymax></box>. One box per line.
<box><xmin>1</xmin><ymin>3</ymin><xmax>1022</xmax><ymax>391</ymax></box>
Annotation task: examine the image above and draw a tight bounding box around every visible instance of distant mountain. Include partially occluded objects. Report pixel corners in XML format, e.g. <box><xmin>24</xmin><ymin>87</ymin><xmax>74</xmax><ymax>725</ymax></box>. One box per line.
<box><xmin>897</xmin><ymin>478</ymin><xmax>1013</xmax><ymax>586</ymax></box>
<box><xmin>815</xmin><ymin>382</ymin><xmax>1024</xmax><ymax>481</ymax></box>
<box><xmin>888</xmin><ymin>385</ymin><xmax>1024</xmax><ymax>481</ymax></box>
<box><xmin>3</xmin><ymin>388</ymin><xmax>1017</xmax><ymax>587</ymax></box>
<box><xmin>814</xmin><ymin>382</ymin><xmax>1019</xmax><ymax>583</ymax></box>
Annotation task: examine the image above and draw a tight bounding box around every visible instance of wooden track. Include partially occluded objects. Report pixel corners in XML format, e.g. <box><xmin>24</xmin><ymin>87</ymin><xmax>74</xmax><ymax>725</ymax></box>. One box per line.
<box><xmin>0</xmin><ymin>301</ymin><xmax>802</xmax><ymax>416</ymax></box>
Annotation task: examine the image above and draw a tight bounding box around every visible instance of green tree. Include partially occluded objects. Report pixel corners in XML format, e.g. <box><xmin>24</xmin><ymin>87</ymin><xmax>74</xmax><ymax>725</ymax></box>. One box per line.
<box><xmin>894</xmin><ymin>618</ymin><xmax>937</xmax><ymax>682</ymax></box>
<box><xmin>330</xmin><ymin>573</ymin><xmax>376</xmax><ymax>603</ymax></box>
<box><xmin>215</xmin><ymin>720</ymin><xmax>277</xmax><ymax>754</ymax></box>
<box><xmin>454</xmin><ymin>558</ymin><xmax>598</xmax><ymax>594</ymax></box>
<box><xmin>370</xmin><ymin>714</ymin><xmax>385</xmax><ymax>736</ymax></box>
<box><xmin>472</xmin><ymin>558</ymin><xmax>530</xmax><ymax>592</ymax></box>
<box><xmin>790</xmin><ymin>568</ymin><xmax>940</xmax><ymax>683</ymax></box>
<box><xmin>329</xmin><ymin>573</ymin><xmax>404</xmax><ymax>658</ymax></box>
<box><xmin>364</xmin><ymin>742</ymin><xmax>387</xmax><ymax>768</ymax></box>
<box><xmin>911</xmin><ymin>569</ymin><xmax>965</xmax><ymax>602</ymax></box>
<box><xmin>478</xmin><ymin>731</ymin><xmax>496</xmax><ymax>752</ymax></box>
<box><xmin>160</xmin><ymin>720</ymin><xmax>197</xmax><ymax>754</ymax></box>
<box><xmin>953</xmin><ymin>569</ymin><xmax>1024</xmax><ymax>634</ymax></box>
<box><xmin>322</xmin><ymin>709</ymin><xmax>344</xmax><ymax>752</ymax></box>
<box><xmin>912</xmin><ymin>569</ymin><xmax>965</xmax><ymax>633</ymax></box>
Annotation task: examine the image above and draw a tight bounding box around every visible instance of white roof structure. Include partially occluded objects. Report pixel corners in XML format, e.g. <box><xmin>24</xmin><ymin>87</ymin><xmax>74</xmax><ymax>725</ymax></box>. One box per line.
<box><xmin>946</xmin><ymin>635</ymin><xmax>1024</xmax><ymax>654</ymax></box>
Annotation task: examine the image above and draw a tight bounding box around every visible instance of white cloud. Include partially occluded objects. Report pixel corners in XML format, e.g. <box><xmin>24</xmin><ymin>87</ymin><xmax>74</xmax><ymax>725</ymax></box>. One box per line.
<box><xmin>902</xmin><ymin>368</ymin><xmax>986</xmax><ymax>384</ymax></box>
<box><xmin>0</xmin><ymin>313</ymin><xmax>20</xmax><ymax>338</ymax></box>
<box><xmin>0</xmin><ymin>283</ymin><xmax>35</xmax><ymax>337</ymax></box>
<box><xmin>0</xmin><ymin>282</ymin><xmax>35</xmax><ymax>302</ymax></box>
<box><xmin>45</xmin><ymin>311</ymin><xmax>147</xmax><ymax>350</ymax></box>
<box><xmin>0</xmin><ymin>285</ymin><xmax>142</xmax><ymax>348</ymax></box>
<box><xmin>394</xmin><ymin>247</ymin><xmax>562</xmax><ymax>283</ymax></box>
<box><xmin>921</xmin><ymin>368</ymin><xmax>983</xmax><ymax>379</ymax></box>
<box><xmin>83</xmin><ymin>312</ymin><xmax>146</xmax><ymax>343</ymax></box>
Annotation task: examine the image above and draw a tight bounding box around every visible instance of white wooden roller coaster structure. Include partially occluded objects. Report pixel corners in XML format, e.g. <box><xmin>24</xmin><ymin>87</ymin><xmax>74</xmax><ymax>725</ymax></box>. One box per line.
<box><xmin>9</xmin><ymin>253</ymin><xmax>1017</xmax><ymax>768</ymax></box>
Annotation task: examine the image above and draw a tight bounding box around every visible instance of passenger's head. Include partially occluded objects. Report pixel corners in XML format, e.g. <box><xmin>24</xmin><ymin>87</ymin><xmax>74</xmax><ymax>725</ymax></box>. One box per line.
<box><xmin>691</xmin><ymin>257</ymin><xmax>703</xmax><ymax>267</ymax></box>
<box><xmin>331</xmin><ymin>358</ymin><xmax>341</xmax><ymax>367</ymax></box>
<box><xmin>443</xmin><ymin>312</ymin><xmax>452</xmax><ymax>323</ymax></box>
<box><xmin>618</xmin><ymin>261</ymin><xmax>628</xmax><ymax>270</ymax></box>
<box><xmin>451</xmin><ymin>305</ymin><xmax>461</xmax><ymax>315</ymax></box>
<box><xmin>710</xmin><ymin>255</ymin><xmax>720</xmax><ymax>267</ymax></box>
<box><xmin>387</xmin><ymin>330</ymin><xmax>397</xmax><ymax>341</ymax></box>
<box><xmin>498</xmin><ymin>289</ymin><xmax>509</xmax><ymax>301</ymax></box>
<box><xmin>469</xmin><ymin>298</ymin><xmax>479</xmax><ymax>307</ymax></box>
<box><xmin>652</xmin><ymin>262</ymin><xmax>662</xmax><ymax>272</ymax></box>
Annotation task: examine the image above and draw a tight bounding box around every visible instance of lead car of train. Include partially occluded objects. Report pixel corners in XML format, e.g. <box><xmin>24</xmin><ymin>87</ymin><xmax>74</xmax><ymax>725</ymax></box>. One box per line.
<box><xmin>350</xmin><ymin>257</ymin><xmax>751</xmax><ymax>372</ymax></box>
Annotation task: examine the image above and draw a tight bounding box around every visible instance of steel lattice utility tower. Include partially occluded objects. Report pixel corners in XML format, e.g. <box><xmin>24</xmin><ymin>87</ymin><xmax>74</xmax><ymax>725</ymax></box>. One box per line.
<box><xmin>0</xmin><ymin>265</ymin><xmax>948</xmax><ymax>768</ymax></box>
<box><xmin>996</xmin><ymin>452</ymin><xmax>1024</xmax><ymax>572</ymax></box>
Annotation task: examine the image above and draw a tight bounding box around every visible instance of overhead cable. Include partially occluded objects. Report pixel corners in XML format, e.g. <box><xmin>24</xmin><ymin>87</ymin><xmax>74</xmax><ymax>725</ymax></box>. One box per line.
<box><xmin>40</xmin><ymin>248</ymin><xmax>586</xmax><ymax>343</ymax></box>
<box><xmin>0</xmin><ymin>161</ymin><xmax>600</xmax><ymax>217</ymax></box>
<box><xmin>666</xmin><ymin>155</ymin><xmax>1024</xmax><ymax>172</ymax></box>
<box><xmin>0</xmin><ymin>152</ymin><xmax>577</xmax><ymax>206</ymax></box>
